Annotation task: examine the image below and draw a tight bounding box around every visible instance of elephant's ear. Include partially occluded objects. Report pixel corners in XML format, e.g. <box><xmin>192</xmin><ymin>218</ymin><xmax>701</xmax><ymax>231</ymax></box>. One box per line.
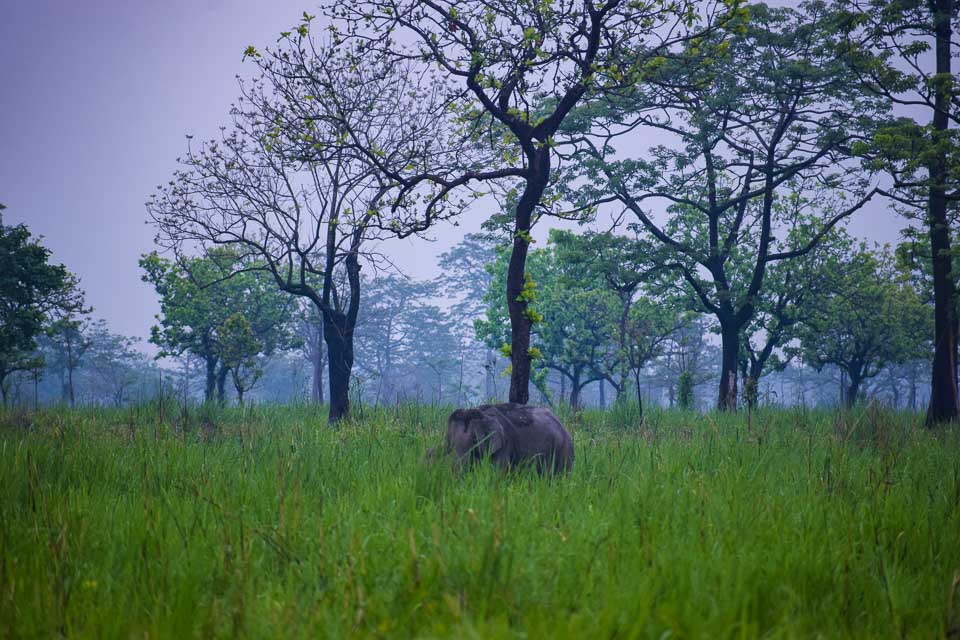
<box><xmin>474</xmin><ymin>416</ymin><xmax>505</xmax><ymax>457</ymax></box>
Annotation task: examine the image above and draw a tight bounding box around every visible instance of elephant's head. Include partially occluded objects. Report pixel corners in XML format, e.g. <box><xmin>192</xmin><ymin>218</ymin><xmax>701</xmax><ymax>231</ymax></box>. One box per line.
<box><xmin>445</xmin><ymin>408</ymin><xmax>505</xmax><ymax>464</ymax></box>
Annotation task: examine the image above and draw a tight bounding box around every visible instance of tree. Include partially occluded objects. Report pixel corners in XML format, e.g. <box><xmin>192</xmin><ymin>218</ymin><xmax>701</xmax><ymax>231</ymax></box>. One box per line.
<box><xmin>148</xmin><ymin>24</ymin><xmax>444</xmax><ymax>422</ymax></box>
<box><xmin>218</xmin><ymin>313</ymin><xmax>264</xmax><ymax>405</ymax></box>
<box><xmin>798</xmin><ymin>245</ymin><xmax>931</xmax><ymax>407</ymax></box>
<box><xmin>477</xmin><ymin>240</ymin><xmax>622</xmax><ymax>408</ymax></box>
<box><xmin>437</xmin><ymin>234</ymin><xmax>501</xmax><ymax>400</ymax></box>
<box><xmin>83</xmin><ymin>321</ymin><xmax>155</xmax><ymax>407</ymax></box>
<box><xmin>354</xmin><ymin>274</ymin><xmax>436</xmax><ymax>404</ymax></box>
<box><xmin>567</xmin><ymin>2</ymin><xmax>883</xmax><ymax>410</ymax></box>
<box><xmin>43</xmin><ymin>318</ymin><xmax>89</xmax><ymax>406</ymax></box>
<box><xmin>352</xmin><ymin>274</ymin><xmax>467</xmax><ymax>404</ymax></box>
<box><xmin>839</xmin><ymin>0</ymin><xmax>960</xmax><ymax>424</ymax></box>
<box><xmin>549</xmin><ymin>228</ymin><xmax>681</xmax><ymax>412</ymax></box>
<box><xmin>327</xmin><ymin>0</ymin><xmax>742</xmax><ymax>404</ymax></box>
<box><xmin>294</xmin><ymin>300</ymin><xmax>326</xmax><ymax>404</ymax></box>
<box><xmin>0</xmin><ymin>207</ymin><xmax>86</xmax><ymax>404</ymax></box>
<box><xmin>140</xmin><ymin>251</ymin><xmax>294</xmax><ymax>404</ymax></box>
<box><xmin>738</xmin><ymin>224</ymin><xmax>855</xmax><ymax>408</ymax></box>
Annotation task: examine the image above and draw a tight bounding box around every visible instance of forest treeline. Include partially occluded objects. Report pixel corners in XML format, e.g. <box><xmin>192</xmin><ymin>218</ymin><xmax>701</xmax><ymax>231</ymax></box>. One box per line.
<box><xmin>1</xmin><ymin>0</ymin><xmax>958</xmax><ymax>422</ymax></box>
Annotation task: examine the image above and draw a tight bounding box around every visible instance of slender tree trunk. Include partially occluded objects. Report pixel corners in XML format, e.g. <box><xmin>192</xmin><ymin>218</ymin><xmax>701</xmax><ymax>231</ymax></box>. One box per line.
<box><xmin>66</xmin><ymin>337</ymin><xmax>76</xmax><ymax>407</ymax></box>
<box><xmin>909</xmin><ymin>365</ymin><xmax>918</xmax><ymax>411</ymax></box>
<box><xmin>311</xmin><ymin>330</ymin><xmax>325</xmax><ymax>404</ymax></box>
<box><xmin>634</xmin><ymin>369</ymin><xmax>644</xmax><ymax>419</ymax></box>
<box><xmin>569</xmin><ymin>368</ymin><xmax>583</xmax><ymax>409</ymax></box>
<box><xmin>506</xmin><ymin>149</ymin><xmax>550</xmax><ymax>405</ymax></box>
<box><xmin>324</xmin><ymin>309</ymin><xmax>353</xmax><ymax>423</ymax></box>
<box><xmin>926</xmin><ymin>0</ymin><xmax>959</xmax><ymax>426</ymax></box>
<box><xmin>717</xmin><ymin>322</ymin><xmax>740</xmax><ymax>411</ymax></box>
<box><xmin>599</xmin><ymin>378</ymin><xmax>606</xmax><ymax>408</ymax></box>
<box><xmin>485</xmin><ymin>348</ymin><xmax>496</xmax><ymax>401</ymax></box>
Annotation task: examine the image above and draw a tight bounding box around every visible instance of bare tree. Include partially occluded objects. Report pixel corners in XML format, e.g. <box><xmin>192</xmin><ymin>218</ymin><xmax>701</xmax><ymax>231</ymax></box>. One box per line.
<box><xmin>148</xmin><ymin>29</ymin><xmax>446</xmax><ymax>422</ymax></box>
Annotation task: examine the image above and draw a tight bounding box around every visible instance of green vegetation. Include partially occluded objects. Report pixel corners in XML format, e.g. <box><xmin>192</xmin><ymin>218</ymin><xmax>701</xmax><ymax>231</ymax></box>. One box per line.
<box><xmin>2</xmin><ymin>405</ymin><xmax>958</xmax><ymax>638</ymax></box>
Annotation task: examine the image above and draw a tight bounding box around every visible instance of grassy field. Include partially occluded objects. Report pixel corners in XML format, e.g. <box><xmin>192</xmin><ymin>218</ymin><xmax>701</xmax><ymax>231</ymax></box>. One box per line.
<box><xmin>1</xmin><ymin>403</ymin><xmax>959</xmax><ymax>639</ymax></box>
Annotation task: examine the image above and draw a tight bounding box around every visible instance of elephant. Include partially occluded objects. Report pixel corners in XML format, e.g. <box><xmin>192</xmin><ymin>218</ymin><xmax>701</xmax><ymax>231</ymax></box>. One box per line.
<box><xmin>439</xmin><ymin>403</ymin><xmax>574</xmax><ymax>474</ymax></box>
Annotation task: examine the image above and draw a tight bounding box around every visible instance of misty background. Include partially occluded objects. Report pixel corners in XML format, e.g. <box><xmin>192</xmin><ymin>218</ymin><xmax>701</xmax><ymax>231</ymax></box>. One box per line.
<box><xmin>1</xmin><ymin>1</ymin><xmax>906</xmax><ymax>348</ymax></box>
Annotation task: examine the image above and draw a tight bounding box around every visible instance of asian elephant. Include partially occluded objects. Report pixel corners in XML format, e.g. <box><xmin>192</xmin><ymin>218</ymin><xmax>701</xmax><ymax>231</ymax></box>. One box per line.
<box><xmin>441</xmin><ymin>403</ymin><xmax>574</xmax><ymax>474</ymax></box>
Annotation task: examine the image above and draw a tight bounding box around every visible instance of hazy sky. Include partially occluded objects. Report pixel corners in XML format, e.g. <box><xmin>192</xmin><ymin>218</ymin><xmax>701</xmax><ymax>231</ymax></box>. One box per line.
<box><xmin>1</xmin><ymin>0</ymin><xmax>909</xmax><ymax>350</ymax></box>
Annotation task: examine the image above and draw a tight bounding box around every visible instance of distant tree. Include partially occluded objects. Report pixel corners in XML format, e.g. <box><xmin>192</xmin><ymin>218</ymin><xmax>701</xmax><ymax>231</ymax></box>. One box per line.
<box><xmin>653</xmin><ymin>314</ymin><xmax>717</xmax><ymax>410</ymax></box>
<box><xmin>477</xmin><ymin>241</ymin><xmax>622</xmax><ymax>408</ymax></box>
<box><xmin>84</xmin><ymin>321</ymin><xmax>153</xmax><ymax>407</ymax></box>
<box><xmin>44</xmin><ymin>316</ymin><xmax>93</xmax><ymax>406</ymax></box>
<box><xmin>567</xmin><ymin>2</ymin><xmax>884</xmax><ymax>411</ymax></box>
<box><xmin>148</xmin><ymin>27</ymin><xmax>446</xmax><ymax>422</ymax></box>
<box><xmin>354</xmin><ymin>274</ymin><xmax>435</xmax><ymax>404</ymax></box>
<box><xmin>140</xmin><ymin>251</ymin><xmax>294</xmax><ymax>404</ymax></box>
<box><xmin>738</xmin><ymin>224</ymin><xmax>855</xmax><ymax>408</ymax></box>
<box><xmin>327</xmin><ymin>0</ymin><xmax>742</xmax><ymax>405</ymax></box>
<box><xmin>218</xmin><ymin>313</ymin><xmax>264</xmax><ymax>405</ymax></box>
<box><xmin>550</xmin><ymin>228</ymin><xmax>682</xmax><ymax>413</ymax></box>
<box><xmin>799</xmin><ymin>245</ymin><xmax>931</xmax><ymax>407</ymax></box>
<box><xmin>437</xmin><ymin>234</ymin><xmax>500</xmax><ymax>400</ymax></box>
<box><xmin>0</xmin><ymin>207</ymin><xmax>86</xmax><ymax>404</ymax></box>
<box><xmin>838</xmin><ymin>0</ymin><xmax>960</xmax><ymax>424</ymax></box>
<box><xmin>294</xmin><ymin>300</ymin><xmax>326</xmax><ymax>404</ymax></box>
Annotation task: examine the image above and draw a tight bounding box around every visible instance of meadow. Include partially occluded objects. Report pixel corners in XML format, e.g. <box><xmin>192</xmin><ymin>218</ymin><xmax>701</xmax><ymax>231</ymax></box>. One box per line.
<box><xmin>1</xmin><ymin>403</ymin><xmax>958</xmax><ymax>639</ymax></box>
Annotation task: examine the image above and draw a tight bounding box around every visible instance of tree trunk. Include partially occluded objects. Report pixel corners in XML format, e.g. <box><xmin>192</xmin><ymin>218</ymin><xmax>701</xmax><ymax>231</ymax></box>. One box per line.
<box><xmin>485</xmin><ymin>348</ymin><xmax>496</xmax><ymax>401</ymax></box>
<box><xmin>599</xmin><ymin>378</ymin><xmax>606</xmax><ymax>408</ymax></box>
<box><xmin>66</xmin><ymin>337</ymin><xmax>75</xmax><ymax>407</ymax></box>
<box><xmin>909</xmin><ymin>365</ymin><xmax>918</xmax><ymax>411</ymax></box>
<box><xmin>845</xmin><ymin>371</ymin><xmax>863</xmax><ymax>408</ymax></box>
<box><xmin>506</xmin><ymin>149</ymin><xmax>550</xmax><ymax>405</ymax></box>
<box><xmin>216</xmin><ymin>366</ymin><xmax>228</xmax><ymax>405</ymax></box>
<box><xmin>717</xmin><ymin>323</ymin><xmax>740</xmax><ymax>411</ymax></box>
<box><xmin>324</xmin><ymin>309</ymin><xmax>353</xmax><ymax>423</ymax></box>
<box><xmin>926</xmin><ymin>0</ymin><xmax>959</xmax><ymax>426</ymax></box>
<box><xmin>635</xmin><ymin>370</ymin><xmax>644</xmax><ymax>420</ymax></box>
<box><xmin>204</xmin><ymin>355</ymin><xmax>217</xmax><ymax>403</ymax></box>
<box><xmin>569</xmin><ymin>368</ymin><xmax>582</xmax><ymax>409</ymax></box>
<box><xmin>311</xmin><ymin>330</ymin><xmax>325</xmax><ymax>404</ymax></box>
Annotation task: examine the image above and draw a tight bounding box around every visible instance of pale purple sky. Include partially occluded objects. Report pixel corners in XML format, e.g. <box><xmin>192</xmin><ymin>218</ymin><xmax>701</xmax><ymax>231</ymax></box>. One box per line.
<box><xmin>1</xmin><ymin>0</ymin><xmax>907</xmax><ymax>348</ymax></box>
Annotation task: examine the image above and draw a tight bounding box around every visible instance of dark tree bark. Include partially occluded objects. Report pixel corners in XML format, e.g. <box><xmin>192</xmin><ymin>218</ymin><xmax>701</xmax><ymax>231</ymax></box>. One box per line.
<box><xmin>320</xmin><ymin>238</ymin><xmax>362</xmax><ymax>423</ymax></box>
<box><xmin>568</xmin><ymin>367</ymin><xmax>583</xmax><ymax>409</ymax></box>
<box><xmin>323</xmin><ymin>309</ymin><xmax>354</xmax><ymax>423</ymax></box>
<box><xmin>717</xmin><ymin>321</ymin><xmax>740</xmax><ymax>411</ymax></box>
<box><xmin>926</xmin><ymin>0</ymin><xmax>959</xmax><ymax>426</ymax></box>
<box><xmin>846</xmin><ymin>367</ymin><xmax>864</xmax><ymax>408</ymax></box>
<box><xmin>311</xmin><ymin>330</ymin><xmax>325</xmax><ymax>405</ymax></box>
<box><xmin>216</xmin><ymin>365</ymin><xmax>228</xmax><ymax>405</ymax></box>
<box><xmin>204</xmin><ymin>354</ymin><xmax>218</xmax><ymax>403</ymax></box>
<box><xmin>506</xmin><ymin>149</ymin><xmax>550</xmax><ymax>404</ymax></box>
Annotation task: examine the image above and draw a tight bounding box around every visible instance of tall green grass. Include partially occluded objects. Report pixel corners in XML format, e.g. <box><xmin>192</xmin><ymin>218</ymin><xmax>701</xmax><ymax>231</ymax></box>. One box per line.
<box><xmin>1</xmin><ymin>403</ymin><xmax>958</xmax><ymax>638</ymax></box>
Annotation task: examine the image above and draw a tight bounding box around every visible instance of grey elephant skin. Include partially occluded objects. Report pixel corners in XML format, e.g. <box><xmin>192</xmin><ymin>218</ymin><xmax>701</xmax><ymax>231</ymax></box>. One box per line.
<box><xmin>440</xmin><ymin>403</ymin><xmax>574</xmax><ymax>474</ymax></box>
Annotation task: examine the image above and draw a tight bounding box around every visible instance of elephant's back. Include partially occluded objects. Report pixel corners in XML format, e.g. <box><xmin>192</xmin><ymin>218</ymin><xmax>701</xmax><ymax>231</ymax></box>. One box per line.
<box><xmin>482</xmin><ymin>404</ymin><xmax>573</xmax><ymax>473</ymax></box>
